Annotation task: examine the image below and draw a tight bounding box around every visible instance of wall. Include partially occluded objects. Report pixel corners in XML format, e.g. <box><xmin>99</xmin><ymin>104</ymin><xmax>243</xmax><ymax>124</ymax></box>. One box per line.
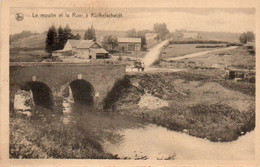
<box><xmin>76</xmin><ymin>48</ymin><xmax>90</xmax><ymax>58</ymax></box>
<box><xmin>63</xmin><ymin>42</ymin><xmax>72</xmax><ymax>50</ymax></box>
<box><xmin>118</xmin><ymin>43</ymin><xmax>141</xmax><ymax>51</ymax></box>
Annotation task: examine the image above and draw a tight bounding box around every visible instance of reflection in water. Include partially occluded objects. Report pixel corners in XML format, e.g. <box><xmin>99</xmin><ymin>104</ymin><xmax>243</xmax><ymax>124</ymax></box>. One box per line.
<box><xmin>62</xmin><ymin>100</ymin><xmax>255</xmax><ymax>160</ymax></box>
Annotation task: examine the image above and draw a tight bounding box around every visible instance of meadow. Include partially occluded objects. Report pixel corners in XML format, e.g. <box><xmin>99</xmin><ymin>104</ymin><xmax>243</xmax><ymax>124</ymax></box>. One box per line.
<box><xmin>156</xmin><ymin>46</ymin><xmax>255</xmax><ymax>70</ymax></box>
<box><xmin>161</xmin><ymin>44</ymin><xmax>225</xmax><ymax>59</ymax></box>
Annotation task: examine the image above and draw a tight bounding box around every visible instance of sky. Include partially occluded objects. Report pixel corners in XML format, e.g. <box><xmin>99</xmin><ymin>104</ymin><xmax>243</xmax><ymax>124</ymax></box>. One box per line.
<box><xmin>10</xmin><ymin>8</ymin><xmax>255</xmax><ymax>34</ymax></box>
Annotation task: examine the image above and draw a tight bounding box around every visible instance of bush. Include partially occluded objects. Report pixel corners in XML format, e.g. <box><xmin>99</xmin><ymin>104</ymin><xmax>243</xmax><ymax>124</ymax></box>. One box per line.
<box><xmin>169</xmin><ymin>40</ymin><xmax>228</xmax><ymax>44</ymax></box>
<box><xmin>196</xmin><ymin>45</ymin><xmax>225</xmax><ymax>48</ymax></box>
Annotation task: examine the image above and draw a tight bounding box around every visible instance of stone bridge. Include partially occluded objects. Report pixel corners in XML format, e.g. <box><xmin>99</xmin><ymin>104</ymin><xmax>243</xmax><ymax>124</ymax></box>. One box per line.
<box><xmin>10</xmin><ymin>62</ymin><xmax>126</xmax><ymax>112</ymax></box>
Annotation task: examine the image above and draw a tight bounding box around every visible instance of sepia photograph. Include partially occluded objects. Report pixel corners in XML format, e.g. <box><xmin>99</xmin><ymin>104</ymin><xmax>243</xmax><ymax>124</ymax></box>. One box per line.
<box><xmin>5</xmin><ymin>4</ymin><xmax>256</xmax><ymax>163</ymax></box>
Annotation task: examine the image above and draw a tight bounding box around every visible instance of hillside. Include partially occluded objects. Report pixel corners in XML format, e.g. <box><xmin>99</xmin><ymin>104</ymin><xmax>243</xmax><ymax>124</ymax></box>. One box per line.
<box><xmin>10</xmin><ymin>30</ymin><xmax>127</xmax><ymax>49</ymax></box>
<box><xmin>10</xmin><ymin>33</ymin><xmax>46</xmax><ymax>49</ymax></box>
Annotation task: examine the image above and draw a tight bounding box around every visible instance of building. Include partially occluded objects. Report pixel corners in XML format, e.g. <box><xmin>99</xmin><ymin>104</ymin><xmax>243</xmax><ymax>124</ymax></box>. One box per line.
<box><xmin>183</xmin><ymin>32</ymin><xmax>201</xmax><ymax>39</ymax></box>
<box><xmin>52</xmin><ymin>40</ymin><xmax>109</xmax><ymax>59</ymax></box>
<box><xmin>145</xmin><ymin>33</ymin><xmax>157</xmax><ymax>40</ymax></box>
<box><xmin>172</xmin><ymin>30</ymin><xmax>201</xmax><ymax>40</ymax></box>
<box><xmin>118</xmin><ymin>38</ymin><xmax>141</xmax><ymax>52</ymax></box>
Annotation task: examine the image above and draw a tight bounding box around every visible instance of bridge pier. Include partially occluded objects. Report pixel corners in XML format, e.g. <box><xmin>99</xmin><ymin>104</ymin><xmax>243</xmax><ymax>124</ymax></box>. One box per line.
<box><xmin>53</xmin><ymin>96</ymin><xmax>63</xmax><ymax>113</ymax></box>
<box><xmin>9</xmin><ymin>84</ymin><xmax>19</xmax><ymax>113</ymax></box>
<box><xmin>10</xmin><ymin>91</ymin><xmax>15</xmax><ymax>113</ymax></box>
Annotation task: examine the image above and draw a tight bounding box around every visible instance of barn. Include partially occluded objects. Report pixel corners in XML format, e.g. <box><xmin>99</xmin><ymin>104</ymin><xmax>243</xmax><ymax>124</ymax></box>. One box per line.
<box><xmin>118</xmin><ymin>38</ymin><xmax>141</xmax><ymax>52</ymax></box>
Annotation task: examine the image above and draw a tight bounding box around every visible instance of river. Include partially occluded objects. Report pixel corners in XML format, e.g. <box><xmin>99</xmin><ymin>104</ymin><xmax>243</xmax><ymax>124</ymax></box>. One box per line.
<box><xmin>15</xmin><ymin>93</ymin><xmax>255</xmax><ymax>160</ymax></box>
<box><xmin>62</xmin><ymin>101</ymin><xmax>255</xmax><ymax>160</ymax></box>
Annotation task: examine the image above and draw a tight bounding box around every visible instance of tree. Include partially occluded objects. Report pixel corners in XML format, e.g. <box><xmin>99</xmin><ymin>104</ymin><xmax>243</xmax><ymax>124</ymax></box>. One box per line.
<box><xmin>63</xmin><ymin>24</ymin><xmax>72</xmax><ymax>41</ymax></box>
<box><xmin>137</xmin><ymin>31</ymin><xmax>148</xmax><ymax>50</ymax></box>
<box><xmin>239</xmin><ymin>32</ymin><xmax>247</xmax><ymax>44</ymax></box>
<box><xmin>57</xmin><ymin>26</ymin><xmax>65</xmax><ymax>50</ymax></box>
<box><xmin>84</xmin><ymin>29</ymin><xmax>91</xmax><ymax>40</ymax></box>
<box><xmin>46</xmin><ymin>24</ymin><xmax>81</xmax><ymax>52</ymax></box>
<box><xmin>245</xmin><ymin>31</ymin><xmax>255</xmax><ymax>42</ymax></box>
<box><xmin>74</xmin><ymin>33</ymin><xmax>81</xmax><ymax>40</ymax></box>
<box><xmin>153</xmin><ymin>23</ymin><xmax>170</xmax><ymax>40</ymax></box>
<box><xmin>239</xmin><ymin>31</ymin><xmax>255</xmax><ymax>44</ymax></box>
<box><xmin>84</xmin><ymin>25</ymin><xmax>96</xmax><ymax>41</ymax></box>
<box><xmin>90</xmin><ymin>25</ymin><xmax>96</xmax><ymax>41</ymax></box>
<box><xmin>126</xmin><ymin>28</ymin><xmax>137</xmax><ymax>38</ymax></box>
<box><xmin>102</xmin><ymin>35</ymin><xmax>118</xmax><ymax>52</ymax></box>
<box><xmin>45</xmin><ymin>25</ymin><xmax>58</xmax><ymax>53</ymax></box>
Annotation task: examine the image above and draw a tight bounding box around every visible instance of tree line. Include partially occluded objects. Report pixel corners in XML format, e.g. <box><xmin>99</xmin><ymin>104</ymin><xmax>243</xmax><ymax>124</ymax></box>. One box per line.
<box><xmin>46</xmin><ymin>23</ymin><xmax>170</xmax><ymax>53</ymax></box>
<box><xmin>239</xmin><ymin>31</ymin><xmax>255</xmax><ymax>44</ymax></box>
<box><xmin>45</xmin><ymin>24</ymin><xmax>81</xmax><ymax>53</ymax></box>
<box><xmin>153</xmin><ymin>23</ymin><xmax>170</xmax><ymax>41</ymax></box>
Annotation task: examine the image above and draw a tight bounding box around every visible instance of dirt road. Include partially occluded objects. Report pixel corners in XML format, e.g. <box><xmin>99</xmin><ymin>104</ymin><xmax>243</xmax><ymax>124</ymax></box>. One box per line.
<box><xmin>142</xmin><ymin>40</ymin><xmax>169</xmax><ymax>67</ymax></box>
<box><xmin>166</xmin><ymin>46</ymin><xmax>237</xmax><ymax>61</ymax></box>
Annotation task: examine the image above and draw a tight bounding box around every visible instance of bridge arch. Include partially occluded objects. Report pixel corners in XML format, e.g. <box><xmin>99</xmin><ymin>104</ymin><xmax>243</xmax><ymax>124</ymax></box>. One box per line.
<box><xmin>103</xmin><ymin>76</ymin><xmax>133</xmax><ymax>109</ymax></box>
<box><xmin>11</xmin><ymin>81</ymin><xmax>54</xmax><ymax>111</ymax></box>
<box><xmin>62</xmin><ymin>79</ymin><xmax>95</xmax><ymax>106</ymax></box>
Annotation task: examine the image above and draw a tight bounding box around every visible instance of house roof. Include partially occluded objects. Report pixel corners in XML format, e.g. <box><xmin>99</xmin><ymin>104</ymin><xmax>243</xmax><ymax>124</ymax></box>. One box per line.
<box><xmin>77</xmin><ymin>40</ymin><xmax>95</xmax><ymax>49</ymax></box>
<box><xmin>67</xmin><ymin>40</ymin><xmax>81</xmax><ymax>48</ymax></box>
<box><xmin>67</xmin><ymin>39</ymin><xmax>95</xmax><ymax>48</ymax></box>
<box><xmin>118</xmin><ymin>38</ymin><xmax>141</xmax><ymax>43</ymax></box>
<box><xmin>53</xmin><ymin>49</ymin><xmax>72</xmax><ymax>53</ymax></box>
<box><xmin>90</xmin><ymin>48</ymin><xmax>108</xmax><ymax>54</ymax></box>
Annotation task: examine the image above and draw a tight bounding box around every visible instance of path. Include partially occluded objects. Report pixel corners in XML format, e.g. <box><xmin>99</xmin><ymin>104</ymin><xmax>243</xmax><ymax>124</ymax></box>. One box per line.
<box><xmin>142</xmin><ymin>40</ymin><xmax>169</xmax><ymax>67</ymax></box>
<box><xmin>166</xmin><ymin>46</ymin><xmax>237</xmax><ymax>61</ymax></box>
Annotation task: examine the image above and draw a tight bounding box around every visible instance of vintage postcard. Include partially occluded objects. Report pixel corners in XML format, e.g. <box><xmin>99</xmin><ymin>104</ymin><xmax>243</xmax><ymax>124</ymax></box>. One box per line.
<box><xmin>0</xmin><ymin>0</ymin><xmax>259</xmax><ymax>166</ymax></box>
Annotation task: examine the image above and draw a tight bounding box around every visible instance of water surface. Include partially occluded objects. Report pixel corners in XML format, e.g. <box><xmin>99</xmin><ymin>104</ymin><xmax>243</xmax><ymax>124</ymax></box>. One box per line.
<box><xmin>63</xmin><ymin>102</ymin><xmax>255</xmax><ymax>160</ymax></box>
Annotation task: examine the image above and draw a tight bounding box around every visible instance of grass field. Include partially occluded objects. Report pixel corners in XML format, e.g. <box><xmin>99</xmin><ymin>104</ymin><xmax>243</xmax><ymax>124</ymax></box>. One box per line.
<box><xmin>10</xmin><ymin>48</ymin><xmax>48</xmax><ymax>62</ymax></box>
<box><xmin>161</xmin><ymin>44</ymin><xmax>226</xmax><ymax>59</ymax></box>
<box><xmin>155</xmin><ymin>46</ymin><xmax>255</xmax><ymax>70</ymax></box>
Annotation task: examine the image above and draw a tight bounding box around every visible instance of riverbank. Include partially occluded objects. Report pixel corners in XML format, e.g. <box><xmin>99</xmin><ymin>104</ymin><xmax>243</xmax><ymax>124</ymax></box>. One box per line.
<box><xmin>10</xmin><ymin>111</ymin><xmax>117</xmax><ymax>159</ymax></box>
<box><xmin>104</xmin><ymin>70</ymin><xmax>255</xmax><ymax>142</ymax></box>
